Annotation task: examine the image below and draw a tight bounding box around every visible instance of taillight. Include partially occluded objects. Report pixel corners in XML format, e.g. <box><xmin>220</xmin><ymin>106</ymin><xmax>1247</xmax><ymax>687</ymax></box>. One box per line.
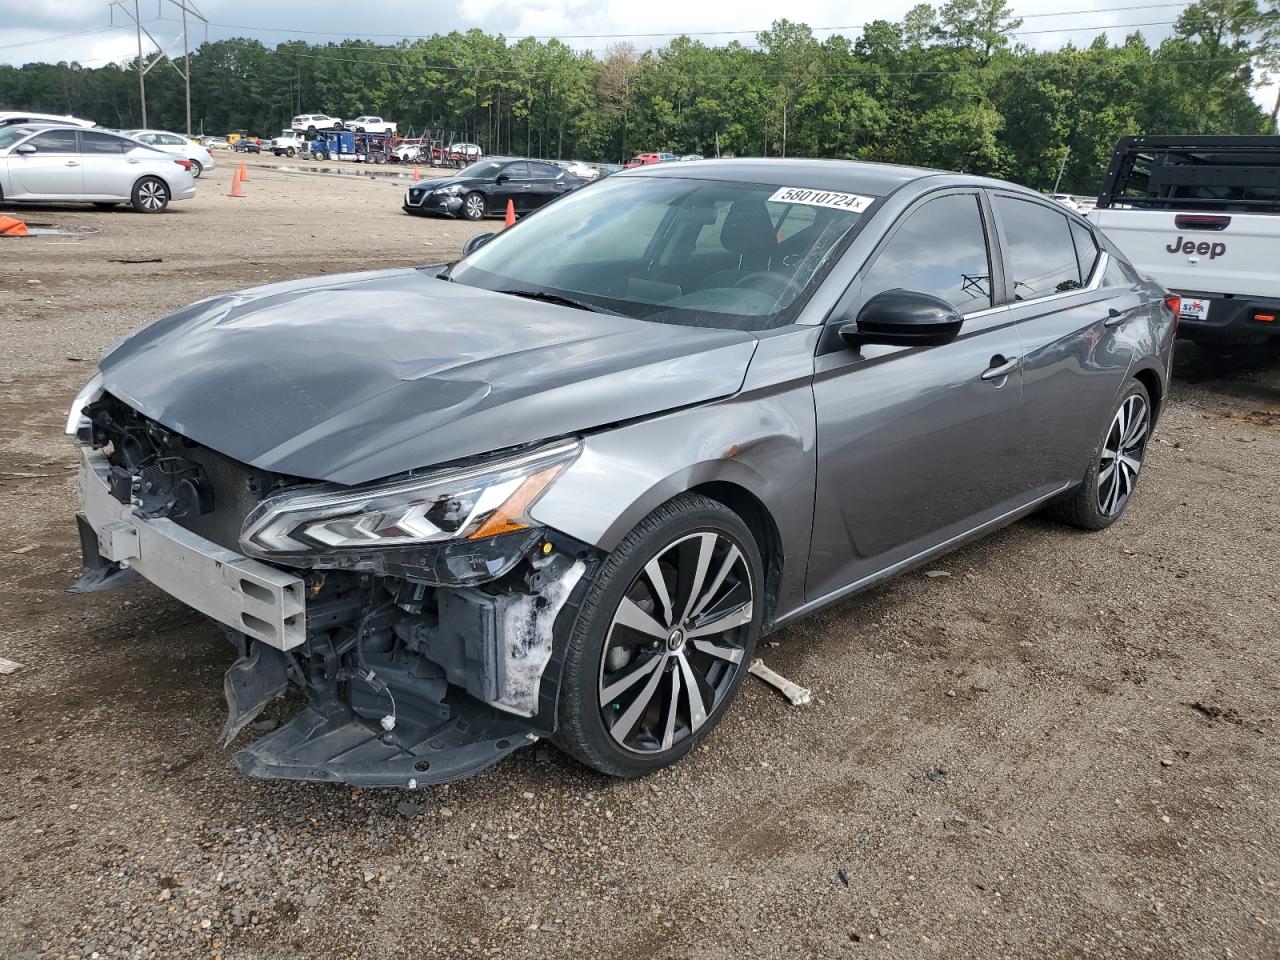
<box><xmin>1253</xmin><ymin>311</ymin><xmax>1277</xmax><ymax>324</ymax></box>
<box><xmin>1165</xmin><ymin>294</ymin><xmax>1181</xmax><ymax>332</ymax></box>
<box><xmin>174</xmin><ymin>159</ymin><xmax>192</xmax><ymax>170</ymax></box>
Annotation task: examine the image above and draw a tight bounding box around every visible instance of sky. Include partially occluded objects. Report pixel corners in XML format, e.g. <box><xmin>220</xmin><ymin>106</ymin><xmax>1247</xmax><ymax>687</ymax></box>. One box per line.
<box><xmin>0</xmin><ymin>0</ymin><xmax>1275</xmax><ymax>111</ymax></box>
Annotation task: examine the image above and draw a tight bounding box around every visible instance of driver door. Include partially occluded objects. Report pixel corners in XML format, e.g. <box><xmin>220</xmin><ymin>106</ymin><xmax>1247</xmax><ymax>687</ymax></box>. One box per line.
<box><xmin>493</xmin><ymin>161</ymin><xmax>532</xmax><ymax>213</ymax></box>
<box><xmin>806</xmin><ymin>190</ymin><xmax>1031</xmax><ymax>601</ymax></box>
<box><xmin>9</xmin><ymin>127</ymin><xmax>82</xmax><ymax>198</ymax></box>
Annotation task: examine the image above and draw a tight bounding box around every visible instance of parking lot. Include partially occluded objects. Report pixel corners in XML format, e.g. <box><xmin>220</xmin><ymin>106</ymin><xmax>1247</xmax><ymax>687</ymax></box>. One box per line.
<box><xmin>1</xmin><ymin>155</ymin><xmax>1278</xmax><ymax>960</ymax></box>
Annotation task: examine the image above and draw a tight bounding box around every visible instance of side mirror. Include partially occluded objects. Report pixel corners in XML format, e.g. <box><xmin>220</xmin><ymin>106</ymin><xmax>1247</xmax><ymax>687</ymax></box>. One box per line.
<box><xmin>840</xmin><ymin>288</ymin><xmax>964</xmax><ymax>348</ymax></box>
<box><xmin>495</xmin><ymin>173</ymin><xmax>511</xmax><ymax>184</ymax></box>
<box><xmin>15</xmin><ymin>144</ymin><xmax>36</xmax><ymax>155</ymax></box>
<box><xmin>463</xmin><ymin>232</ymin><xmax>497</xmax><ymax>256</ymax></box>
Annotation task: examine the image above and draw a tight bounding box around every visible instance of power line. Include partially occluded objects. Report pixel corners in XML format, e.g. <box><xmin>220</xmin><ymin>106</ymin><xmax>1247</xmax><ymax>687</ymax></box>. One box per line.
<box><xmin>188</xmin><ymin>2</ymin><xmax>1202</xmax><ymax>41</ymax></box>
<box><xmin>0</xmin><ymin>26</ymin><xmax>122</xmax><ymax>50</ymax></box>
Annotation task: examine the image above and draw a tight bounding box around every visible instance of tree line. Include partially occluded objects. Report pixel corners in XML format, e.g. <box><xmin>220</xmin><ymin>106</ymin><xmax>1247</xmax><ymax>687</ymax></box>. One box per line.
<box><xmin>2</xmin><ymin>0</ymin><xmax>1276</xmax><ymax>194</ymax></box>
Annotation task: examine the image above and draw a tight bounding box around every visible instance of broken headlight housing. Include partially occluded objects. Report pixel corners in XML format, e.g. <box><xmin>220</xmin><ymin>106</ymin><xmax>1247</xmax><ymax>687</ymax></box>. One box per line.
<box><xmin>64</xmin><ymin>372</ymin><xmax>105</xmax><ymax>438</ymax></box>
<box><xmin>240</xmin><ymin>439</ymin><xmax>579</xmax><ymax>558</ymax></box>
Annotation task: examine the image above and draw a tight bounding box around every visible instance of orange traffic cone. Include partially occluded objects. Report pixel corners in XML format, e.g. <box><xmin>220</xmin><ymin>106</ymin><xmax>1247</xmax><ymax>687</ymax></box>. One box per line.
<box><xmin>239</xmin><ymin>158</ymin><xmax>248</xmax><ymax>181</ymax></box>
<box><xmin>504</xmin><ymin>199</ymin><xmax>516</xmax><ymax>228</ymax></box>
<box><xmin>229</xmin><ymin>167</ymin><xmax>244</xmax><ymax>198</ymax></box>
<box><xmin>0</xmin><ymin>215</ymin><xmax>29</xmax><ymax>237</ymax></box>
<box><xmin>412</xmin><ymin>165</ymin><xmax>421</xmax><ymax>180</ymax></box>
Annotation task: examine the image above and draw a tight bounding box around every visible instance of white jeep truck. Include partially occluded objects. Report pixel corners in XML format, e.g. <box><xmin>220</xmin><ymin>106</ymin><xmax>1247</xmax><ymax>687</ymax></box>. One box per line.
<box><xmin>1090</xmin><ymin>135</ymin><xmax>1280</xmax><ymax>346</ymax></box>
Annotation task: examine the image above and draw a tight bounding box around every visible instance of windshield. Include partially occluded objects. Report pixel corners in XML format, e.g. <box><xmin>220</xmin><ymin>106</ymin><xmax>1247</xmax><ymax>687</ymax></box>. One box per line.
<box><xmin>457</xmin><ymin>159</ymin><xmax>500</xmax><ymax>179</ymax></box>
<box><xmin>450</xmin><ymin>175</ymin><xmax>875</xmax><ymax>331</ymax></box>
<box><xmin>0</xmin><ymin>126</ymin><xmax>37</xmax><ymax>150</ymax></box>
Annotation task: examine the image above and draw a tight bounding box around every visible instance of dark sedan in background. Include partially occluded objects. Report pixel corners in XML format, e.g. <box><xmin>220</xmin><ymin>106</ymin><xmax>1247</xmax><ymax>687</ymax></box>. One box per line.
<box><xmin>403</xmin><ymin>156</ymin><xmax>587</xmax><ymax>220</ymax></box>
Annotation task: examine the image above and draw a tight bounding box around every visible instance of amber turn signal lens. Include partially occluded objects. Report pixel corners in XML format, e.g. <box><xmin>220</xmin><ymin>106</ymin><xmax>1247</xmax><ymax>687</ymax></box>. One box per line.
<box><xmin>467</xmin><ymin>465</ymin><xmax>564</xmax><ymax>541</ymax></box>
<box><xmin>1252</xmin><ymin>311</ymin><xmax>1276</xmax><ymax>323</ymax></box>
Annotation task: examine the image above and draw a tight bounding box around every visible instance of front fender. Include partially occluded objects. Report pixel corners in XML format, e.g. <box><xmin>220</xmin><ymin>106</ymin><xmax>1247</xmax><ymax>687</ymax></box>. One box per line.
<box><xmin>529</xmin><ymin>367</ymin><xmax>817</xmax><ymax>619</ymax></box>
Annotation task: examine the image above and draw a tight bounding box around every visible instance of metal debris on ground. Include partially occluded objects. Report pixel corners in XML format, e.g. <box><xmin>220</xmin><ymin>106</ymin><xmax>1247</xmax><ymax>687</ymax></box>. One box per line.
<box><xmin>0</xmin><ymin>657</ymin><xmax>23</xmax><ymax>675</ymax></box>
<box><xmin>749</xmin><ymin>658</ymin><xmax>812</xmax><ymax>706</ymax></box>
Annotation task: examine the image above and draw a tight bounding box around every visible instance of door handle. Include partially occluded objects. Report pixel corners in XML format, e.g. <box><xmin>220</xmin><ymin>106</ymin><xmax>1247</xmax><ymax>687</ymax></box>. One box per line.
<box><xmin>1104</xmin><ymin>307</ymin><xmax>1127</xmax><ymax>328</ymax></box>
<box><xmin>981</xmin><ymin>355</ymin><xmax>1019</xmax><ymax>381</ymax></box>
<box><xmin>127</xmin><ymin>158</ymin><xmax>141</xmax><ymax>164</ymax></box>
<box><xmin>64</xmin><ymin>160</ymin><xmax>80</xmax><ymax>167</ymax></box>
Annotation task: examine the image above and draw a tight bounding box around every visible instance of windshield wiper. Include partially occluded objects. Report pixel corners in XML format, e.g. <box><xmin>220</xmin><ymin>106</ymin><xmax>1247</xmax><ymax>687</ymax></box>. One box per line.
<box><xmin>497</xmin><ymin>288</ymin><xmax>624</xmax><ymax>316</ymax></box>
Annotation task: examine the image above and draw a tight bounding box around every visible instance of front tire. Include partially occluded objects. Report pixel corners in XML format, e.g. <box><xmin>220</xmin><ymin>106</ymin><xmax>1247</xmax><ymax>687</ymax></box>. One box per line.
<box><xmin>286</xmin><ymin>147</ymin><xmax>296</xmax><ymax>158</ymax></box>
<box><xmin>555</xmin><ymin>494</ymin><xmax>762</xmax><ymax>778</ymax></box>
<box><xmin>461</xmin><ymin>191</ymin><xmax>486</xmax><ymax>220</ymax></box>
<box><xmin>131</xmin><ymin>177</ymin><xmax>169</xmax><ymax>213</ymax></box>
<box><xmin>1046</xmin><ymin>379</ymin><xmax>1152</xmax><ymax>530</ymax></box>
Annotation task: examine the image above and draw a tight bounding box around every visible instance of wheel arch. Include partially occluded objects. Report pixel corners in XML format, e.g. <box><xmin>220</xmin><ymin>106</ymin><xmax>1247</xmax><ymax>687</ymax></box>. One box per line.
<box><xmin>1129</xmin><ymin>363</ymin><xmax>1165</xmax><ymax>424</ymax></box>
<box><xmin>688</xmin><ymin>480</ymin><xmax>784</xmax><ymax>631</ymax></box>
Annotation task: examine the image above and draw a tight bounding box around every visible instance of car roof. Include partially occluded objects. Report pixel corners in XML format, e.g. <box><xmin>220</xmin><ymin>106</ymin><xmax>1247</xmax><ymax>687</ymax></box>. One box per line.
<box><xmin>613</xmin><ymin>157</ymin><xmax>969</xmax><ymax>197</ymax></box>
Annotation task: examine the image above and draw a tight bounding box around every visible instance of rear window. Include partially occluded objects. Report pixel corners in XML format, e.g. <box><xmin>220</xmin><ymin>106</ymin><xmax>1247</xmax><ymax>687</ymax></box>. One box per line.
<box><xmin>1102</xmin><ymin>140</ymin><xmax>1280</xmax><ymax>213</ymax></box>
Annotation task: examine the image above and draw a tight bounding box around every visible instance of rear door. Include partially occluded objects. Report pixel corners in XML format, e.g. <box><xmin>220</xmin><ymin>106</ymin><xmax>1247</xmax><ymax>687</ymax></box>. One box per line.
<box><xmin>8</xmin><ymin>127</ymin><xmax>81</xmax><ymax>197</ymax></box>
<box><xmin>80</xmin><ymin>130</ymin><xmax>136</xmax><ymax>198</ymax></box>
<box><xmin>992</xmin><ymin>192</ymin><xmax>1140</xmax><ymax>493</ymax></box>
<box><xmin>526</xmin><ymin>161</ymin><xmax>572</xmax><ymax>209</ymax></box>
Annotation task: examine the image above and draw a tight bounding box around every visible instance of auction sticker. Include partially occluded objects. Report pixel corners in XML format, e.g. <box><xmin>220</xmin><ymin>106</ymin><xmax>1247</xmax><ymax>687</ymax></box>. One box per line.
<box><xmin>768</xmin><ymin>186</ymin><xmax>874</xmax><ymax>213</ymax></box>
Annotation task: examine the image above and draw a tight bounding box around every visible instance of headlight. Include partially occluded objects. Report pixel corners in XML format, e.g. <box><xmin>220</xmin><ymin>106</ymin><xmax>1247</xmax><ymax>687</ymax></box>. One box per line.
<box><xmin>437</xmin><ymin>183</ymin><xmax>464</xmax><ymax>196</ymax></box>
<box><xmin>65</xmin><ymin>372</ymin><xmax>104</xmax><ymax>437</ymax></box>
<box><xmin>241</xmin><ymin>440</ymin><xmax>579</xmax><ymax>556</ymax></box>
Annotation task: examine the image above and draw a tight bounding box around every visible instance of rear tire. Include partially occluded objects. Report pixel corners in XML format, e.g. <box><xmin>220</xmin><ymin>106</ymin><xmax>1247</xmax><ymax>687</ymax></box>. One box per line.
<box><xmin>190</xmin><ymin>159</ymin><xmax>203</xmax><ymax>178</ymax></box>
<box><xmin>1046</xmin><ymin>379</ymin><xmax>1151</xmax><ymax>531</ymax></box>
<box><xmin>554</xmin><ymin>493</ymin><xmax>762</xmax><ymax>778</ymax></box>
<box><xmin>286</xmin><ymin>147</ymin><xmax>296</xmax><ymax>158</ymax></box>
<box><xmin>130</xmin><ymin>177</ymin><xmax>169</xmax><ymax>213</ymax></box>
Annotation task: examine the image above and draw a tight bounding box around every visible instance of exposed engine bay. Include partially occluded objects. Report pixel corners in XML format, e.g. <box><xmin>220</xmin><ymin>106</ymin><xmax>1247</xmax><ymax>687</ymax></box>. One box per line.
<box><xmin>74</xmin><ymin>393</ymin><xmax>597</xmax><ymax>787</ymax></box>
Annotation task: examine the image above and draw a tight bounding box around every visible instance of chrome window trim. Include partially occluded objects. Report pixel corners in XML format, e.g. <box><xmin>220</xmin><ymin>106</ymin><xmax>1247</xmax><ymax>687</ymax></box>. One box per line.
<box><xmin>1004</xmin><ymin>251</ymin><xmax>1109</xmax><ymax>309</ymax></box>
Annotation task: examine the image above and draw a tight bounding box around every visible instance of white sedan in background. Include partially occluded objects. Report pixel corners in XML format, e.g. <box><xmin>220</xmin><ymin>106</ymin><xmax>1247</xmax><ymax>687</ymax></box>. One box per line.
<box><xmin>125</xmin><ymin>130</ymin><xmax>216</xmax><ymax>177</ymax></box>
<box><xmin>0</xmin><ymin>124</ymin><xmax>196</xmax><ymax>212</ymax></box>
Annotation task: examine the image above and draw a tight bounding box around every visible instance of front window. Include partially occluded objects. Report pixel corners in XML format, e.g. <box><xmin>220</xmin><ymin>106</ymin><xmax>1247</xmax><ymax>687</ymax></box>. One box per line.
<box><xmin>450</xmin><ymin>175</ymin><xmax>875</xmax><ymax>331</ymax></box>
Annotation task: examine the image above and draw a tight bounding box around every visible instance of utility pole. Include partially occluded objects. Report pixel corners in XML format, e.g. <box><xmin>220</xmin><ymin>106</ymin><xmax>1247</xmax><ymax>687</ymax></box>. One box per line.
<box><xmin>1052</xmin><ymin>146</ymin><xmax>1071</xmax><ymax>195</ymax></box>
<box><xmin>133</xmin><ymin>0</ymin><xmax>146</xmax><ymax>127</ymax></box>
<box><xmin>109</xmin><ymin>0</ymin><xmax>207</xmax><ymax>133</ymax></box>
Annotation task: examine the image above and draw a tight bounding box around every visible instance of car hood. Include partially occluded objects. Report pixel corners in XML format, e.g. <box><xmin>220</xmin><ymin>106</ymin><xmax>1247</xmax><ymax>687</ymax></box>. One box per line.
<box><xmin>413</xmin><ymin>175</ymin><xmax>478</xmax><ymax>191</ymax></box>
<box><xmin>98</xmin><ymin>268</ymin><xmax>758</xmax><ymax>485</ymax></box>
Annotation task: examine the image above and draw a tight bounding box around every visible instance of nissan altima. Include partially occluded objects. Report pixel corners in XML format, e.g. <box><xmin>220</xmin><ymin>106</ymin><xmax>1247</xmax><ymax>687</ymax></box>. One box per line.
<box><xmin>1</xmin><ymin>123</ymin><xmax>196</xmax><ymax>212</ymax></box>
<box><xmin>68</xmin><ymin>158</ymin><xmax>1176</xmax><ymax>786</ymax></box>
<box><xmin>403</xmin><ymin>156</ymin><xmax>586</xmax><ymax>220</ymax></box>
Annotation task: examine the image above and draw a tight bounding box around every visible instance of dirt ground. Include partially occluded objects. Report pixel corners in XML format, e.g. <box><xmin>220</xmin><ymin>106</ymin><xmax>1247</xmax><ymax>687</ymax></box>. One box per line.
<box><xmin>1</xmin><ymin>155</ymin><xmax>1278</xmax><ymax>960</ymax></box>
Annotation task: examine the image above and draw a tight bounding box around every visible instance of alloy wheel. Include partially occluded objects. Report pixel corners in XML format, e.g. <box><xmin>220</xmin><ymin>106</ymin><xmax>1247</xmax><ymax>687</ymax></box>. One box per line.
<box><xmin>138</xmin><ymin>181</ymin><xmax>166</xmax><ymax>211</ymax></box>
<box><xmin>598</xmin><ymin>531</ymin><xmax>753</xmax><ymax>754</ymax></box>
<box><xmin>465</xmin><ymin>193</ymin><xmax>485</xmax><ymax>219</ymax></box>
<box><xmin>1098</xmin><ymin>393</ymin><xmax>1148</xmax><ymax>516</ymax></box>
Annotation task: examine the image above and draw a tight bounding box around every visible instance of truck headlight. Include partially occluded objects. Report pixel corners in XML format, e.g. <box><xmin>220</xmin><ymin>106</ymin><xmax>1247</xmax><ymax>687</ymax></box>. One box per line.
<box><xmin>240</xmin><ymin>440</ymin><xmax>579</xmax><ymax>556</ymax></box>
<box><xmin>65</xmin><ymin>372</ymin><xmax>104</xmax><ymax>437</ymax></box>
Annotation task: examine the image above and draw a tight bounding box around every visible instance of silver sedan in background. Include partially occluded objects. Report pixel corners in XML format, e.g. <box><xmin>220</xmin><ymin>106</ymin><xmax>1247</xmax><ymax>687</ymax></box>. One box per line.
<box><xmin>0</xmin><ymin>124</ymin><xmax>196</xmax><ymax>212</ymax></box>
<box><xmin>125</xmin><ymin>129</ymin><xmax>216</xmax><ymax>177</ymax></box>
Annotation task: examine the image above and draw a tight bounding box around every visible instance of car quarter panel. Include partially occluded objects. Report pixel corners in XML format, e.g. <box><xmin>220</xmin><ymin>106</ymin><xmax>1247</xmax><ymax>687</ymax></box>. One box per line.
<box><xmin>529</xmin><ymin>325</ymin><xmax>820</xmax><ymax>625</ymax></box>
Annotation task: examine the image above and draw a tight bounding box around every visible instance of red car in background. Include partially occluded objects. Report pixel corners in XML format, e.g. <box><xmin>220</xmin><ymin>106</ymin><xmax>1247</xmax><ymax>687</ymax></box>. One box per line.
<box><xmin>624</xmin><ymin>152</ymin><xmax>679</xmax><ymax>167</ymax></box>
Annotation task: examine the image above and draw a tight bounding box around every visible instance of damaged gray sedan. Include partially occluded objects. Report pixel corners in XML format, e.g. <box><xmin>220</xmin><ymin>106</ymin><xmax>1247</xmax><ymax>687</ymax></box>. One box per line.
<box><xmin>68</xmin><ymin>158</ymin><xmax>1176</xmax><ymax>786</ymax></box>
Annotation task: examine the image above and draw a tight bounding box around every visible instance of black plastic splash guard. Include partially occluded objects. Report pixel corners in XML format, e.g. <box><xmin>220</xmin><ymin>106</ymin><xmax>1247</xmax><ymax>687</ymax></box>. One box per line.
<box><xmin>234</xmin><ymin>698</ymin><xmax>538</xmax><ymax>788</ymax></box>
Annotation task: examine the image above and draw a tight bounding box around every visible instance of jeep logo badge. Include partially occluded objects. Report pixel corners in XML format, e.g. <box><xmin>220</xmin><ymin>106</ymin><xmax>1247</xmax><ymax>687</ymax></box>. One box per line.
<box><xmin>1166</xmin><ymin>235</ymin><xmax>1226</xmax><ymax>260</ymax></box>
